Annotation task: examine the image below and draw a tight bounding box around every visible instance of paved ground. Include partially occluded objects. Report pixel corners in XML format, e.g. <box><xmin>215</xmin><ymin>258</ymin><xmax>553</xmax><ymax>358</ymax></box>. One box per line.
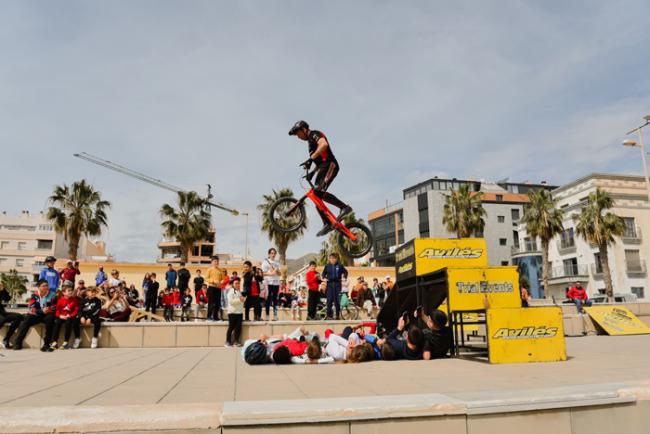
<box><xmin>1</xmin><ymin>335</ymin><xmax>649</xmax><ymax>407</ymax></box>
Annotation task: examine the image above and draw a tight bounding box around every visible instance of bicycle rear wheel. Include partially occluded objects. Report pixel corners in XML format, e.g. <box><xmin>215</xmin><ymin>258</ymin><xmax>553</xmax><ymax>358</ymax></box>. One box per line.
<box><xmin>268</xmin><ymin>197</ymin><xmax>306</xmax><ymax>233</ymax></box>
<box><xmin>337</xmin><ymin>222</ymin><xmax>373</xmax><ymax>258</ymax></box>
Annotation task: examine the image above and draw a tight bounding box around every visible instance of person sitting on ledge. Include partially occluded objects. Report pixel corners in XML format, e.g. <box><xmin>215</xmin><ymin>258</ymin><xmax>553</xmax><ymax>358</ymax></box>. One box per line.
<box><xmin>567</xmin><ymin>281</ymin><xmax>592</xmax><ymax>314</ymax></box>
<box><xmin>13</xmin><ymin>280</ymin><xmax>57</xmax><ymax>351</ymax></box>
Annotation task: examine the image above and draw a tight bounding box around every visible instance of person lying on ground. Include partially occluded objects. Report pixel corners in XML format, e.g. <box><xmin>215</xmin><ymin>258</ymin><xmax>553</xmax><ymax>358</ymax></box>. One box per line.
<box><xmin>290</xmin><ymin>337</ymin><xmax>335</xmax><ymax>364</ymax></box>
<box><xmin>377</xmin><ymin>316</ymin><xmax>424</xmax><ymax>361</ymax></box>
<box><xmin>420</xmin><ymin>309</ymin><xmax>452</xmax><ymax>360</ymax></box>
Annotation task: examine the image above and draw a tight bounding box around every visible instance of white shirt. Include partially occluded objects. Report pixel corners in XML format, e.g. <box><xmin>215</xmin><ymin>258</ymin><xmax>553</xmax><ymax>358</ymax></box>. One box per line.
<box><xmin>262</xmin><ymin>258</ymin><xmax>281</xmax><ymax>286</ymax></box>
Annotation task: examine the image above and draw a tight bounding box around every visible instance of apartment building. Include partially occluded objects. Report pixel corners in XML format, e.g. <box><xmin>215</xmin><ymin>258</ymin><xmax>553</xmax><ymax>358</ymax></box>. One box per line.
<box><xmin>515</xmin><ymin>173</ymin><xmax>650</xmax><ymax>300</ymax></box>
<box><xmin>0</xmin><ymin>211</ymin><xmax>108</xmax><ymax>290</ymax></box>
<box><xmin>368</xmin><ymin>177</ymin><xmax>555</xmax><ymax>267</ymax></box>
<box><xmin>157</xmin><ymin>229</ymin><xmax>242</xmax><ymax>265</ymax></box>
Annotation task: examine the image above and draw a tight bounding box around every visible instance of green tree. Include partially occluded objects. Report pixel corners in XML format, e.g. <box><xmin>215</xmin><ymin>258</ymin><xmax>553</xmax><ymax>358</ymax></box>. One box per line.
<box><xmin>160</xmin><ymin>191</ymin><xmax>213</xmax><ymax>263</ymax></box>
<box><xmin>522</xmin><ymin>189</ymin><xmax>564</xmax><ymax>295</ymax></box>
<box><xmin>47</xmin><ymin>180</ymin><xmax>111</xmax><ymax>261</ymax></box>
<box><xmin>573</xmin><ymin>188</ymin><xmax>625</xmax><ymax>299</ymax></box>
<box><xmin>258</xmin><ymin>188</ymin><xmax>308</xmax><ymax>273</ymax></box>
<box><xmin>1</xmin><ymin>269</ymin><xmax>29</xmax><ymax>305</ymax></box>
<box><xmin>442</xmin><ymin>184</ymin><xmax>486</xmax><ymax>238</ymax></box>
<box><xmin>317</xmin><ymin>212</ymin><xmax>364</xmax><ymax>266</ymax></box>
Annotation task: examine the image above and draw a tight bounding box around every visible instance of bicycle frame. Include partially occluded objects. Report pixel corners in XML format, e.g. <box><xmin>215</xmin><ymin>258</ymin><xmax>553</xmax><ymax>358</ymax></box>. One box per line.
<box><xmin>293</xmin><ymin>168</ymin><xmax>357</xmax><ymax>241</ymax></box>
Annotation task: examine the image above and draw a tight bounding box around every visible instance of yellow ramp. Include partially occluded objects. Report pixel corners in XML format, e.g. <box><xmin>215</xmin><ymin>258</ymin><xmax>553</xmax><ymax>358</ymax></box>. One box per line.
<box><xmin>584</xmin><ymin>306</ymin><xmax>650</xmax><ymax>335</ymax></box>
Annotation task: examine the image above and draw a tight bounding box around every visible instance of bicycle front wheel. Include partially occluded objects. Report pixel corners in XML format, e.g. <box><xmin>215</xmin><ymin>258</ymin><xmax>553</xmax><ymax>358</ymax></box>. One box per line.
<box><xmin>269</xmin><ymin>197</ymin><xmax>306</xmax><ymax>233</ymax></box>
<box><xmin>337</xmin><ymin>222</ymin><xmax>374</xmax><ymax>258</ymax></box>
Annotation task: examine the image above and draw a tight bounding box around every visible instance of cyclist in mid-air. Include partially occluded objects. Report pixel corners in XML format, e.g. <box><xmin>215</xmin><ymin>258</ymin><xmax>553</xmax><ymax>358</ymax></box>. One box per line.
<box><xmin>289</xmin><ymin>120</ymin><xmax>352</xmax><ymax>236</ymax></box>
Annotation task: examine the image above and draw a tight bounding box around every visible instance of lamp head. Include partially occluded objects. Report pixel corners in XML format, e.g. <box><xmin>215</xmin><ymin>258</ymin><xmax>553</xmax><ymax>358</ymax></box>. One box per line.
<box><xmin>623</xmin><ymin>139</ymin><xmax>638</xmax><ymax>147</ymax></box>
<box><xmin>644</xmin><ymin>115</ymin><xmax>650</xmax><ymax>122</ymax></box>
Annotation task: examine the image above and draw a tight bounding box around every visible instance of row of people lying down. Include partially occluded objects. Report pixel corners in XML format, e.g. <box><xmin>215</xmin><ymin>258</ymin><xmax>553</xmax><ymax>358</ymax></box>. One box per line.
<box><xmin>241</xmin><ymin>309</ymin><xmax>452</xmax><ymax>364</ymax></box>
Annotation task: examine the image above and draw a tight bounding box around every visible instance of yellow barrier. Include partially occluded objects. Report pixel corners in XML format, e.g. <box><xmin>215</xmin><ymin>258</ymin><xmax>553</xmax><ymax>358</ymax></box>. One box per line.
<box><xmin>487</xmin><ymin>307</ymin><xmax>566</xmax><ymax>364</ymax></box>
<box><xmin>584</xmin><ymin>306</ymin><xmax>650</xmax><ymax>335</ymax></box>
<box><xmin>446</xmin><ymin>267</ymin><xmax>521</xmax><ymax>311</ymax></box>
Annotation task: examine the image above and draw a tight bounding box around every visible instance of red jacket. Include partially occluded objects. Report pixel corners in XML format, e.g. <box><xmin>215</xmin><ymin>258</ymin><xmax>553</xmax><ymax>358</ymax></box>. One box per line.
<box><xmin>162</xmin><ymin>293</ymin><xmax>174</xmax><ymax>307</ymax></box>
<box><xmin>172</xmin><ymin>290</ymin><xmax>181</xmax><ymax>305</ymax></box>
<box><xmin>196</xmin><ymin>288</ymin><xmax>207</xmax><ymax>304</ymax></box>
<box><xmin>219</xmin><ymin>276</ymin><xmax>230</xmax><ymax>290</ymax></box>
<box><xmin>567</xmin><ymin>286</ymin><xmax>588</xmax><ymax>301</ymax></box>
<box><xmin>273</xmin><ymin>339</ymin><xmax>309</xmax><ymax>356</ymax></box>
<box><xmin>60</xmin><ymin>267</ymin><xmax>80</xmax><ymax>283</ymax></box>
<box><xmin>305</xmin><ymin>270</ymin><xmax>320</xmax><ymax>292</ymax></box>
<box><xmin>55</xmin><ymin>297</ymin><xmax>79</xmax><ymax>318</ymax></box>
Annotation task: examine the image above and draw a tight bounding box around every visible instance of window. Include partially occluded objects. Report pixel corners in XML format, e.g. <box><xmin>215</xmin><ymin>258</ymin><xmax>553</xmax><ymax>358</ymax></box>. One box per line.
<box><xmin>420</xmin><ymin>230</ymin><xmax>430</xmax><ymax>238</ymax></box>
<box><xmin>563</xmin><ymin>258</ymin><xmax>578</xmax><ymax>276</ymax></box>
<box><xmin>38</xmin><ymin>224</ymin><xmax>53</xmax><ymax>231</ymax></box>
<box><xmin>16</xmin><ymin>259</ymin><xmax>24</xmax><ymax>267</ymax></box>
<box><xmin>560</xmin><ymin>228</ymin><xmax>575</xmax><ymax>249</ymax></box>
<box><xmin>598</xmin><ymin>288</ymin><xmax>606</xmax><ymax>295</ymax></box>
<box><xmin>625</xmin><ymin>250</ymin><xmax>642</xmax><ymax>271</ymax></box>
<box><xmin>513</xmin><ymin>231</ymin><xmax>519</xmax><ymax>248</ymax></box>
<box><xmin>631</xmin><ymin>287</ymin><xmax>645</xmax><ymax>299</ymax></box>
<box><xmin>17</xmin><ymin>242</ymin><xmax>27</xmax><ymax>251</ymax></box>
<box><xmin>0</xmin><ymin>257</ymin><xmax>6</xmax><ymax>265</ymax></box>
<box><xmin>511</xmin><ymin>209</ymin><xmax>520</xmax><ymax>221</ymax></box>
<box><xmin>37</xmin><ymin>240</ymin><xmax>53</xmax><ymax>250</ymax></box>
<box><xmin>499</xmin><ymin>238</ymin><xmax>507</xmax><ymax>246</ymax></box>
<box><xmin>524</xmin><ymin>237</ymin><xmax>537</xmax><ymax>251</ymax></box>
<box><xmin>501</xmin><ymin>261</ymin><xmax>509</xmax><ymax>266</ymax></box>
<box><xmin>622</xmin><ymin>217</ymin><xmax>637</xmax><ymax>238</ymax></box>
<box><xmin>0</xmin><ymin>241</ymin><xmax>8</xmax><ymax>250</ymax></box>
<box><xmin>496</xmin><ymin>194</ymin><xmax>503</xmax><ymax>202</ymax></box>
<box><xmin>497</xmin><ymin>216</ymin><xmax>505</xmax><ymax>223</ymax></box>
<box><xmin>593</xmin><ymin>253</ymin><xmax>603</xmax><ymax>274</ymax></box>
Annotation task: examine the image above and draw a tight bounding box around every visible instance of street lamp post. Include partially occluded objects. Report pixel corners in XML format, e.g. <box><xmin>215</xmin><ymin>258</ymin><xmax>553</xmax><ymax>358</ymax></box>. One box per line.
<box><xmin>624</xmin><ymin>115</ymin><xmax>650</xmax><ymax>207</ymax></box>
<box><xmin>242</xmin><ymin>212</ymin><xmax>250</xmax><ymax>259</ymax></box>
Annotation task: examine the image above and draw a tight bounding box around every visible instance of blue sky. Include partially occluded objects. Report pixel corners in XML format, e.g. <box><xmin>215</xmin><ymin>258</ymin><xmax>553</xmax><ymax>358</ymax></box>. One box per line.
<box><xmin>1</xmin><ymin>1</ymin><xmax>649</xmax><ymax>262</ymax></box>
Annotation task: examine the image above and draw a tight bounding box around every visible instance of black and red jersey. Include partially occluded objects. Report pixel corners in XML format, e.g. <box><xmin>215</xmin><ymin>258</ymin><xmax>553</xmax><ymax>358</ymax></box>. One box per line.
<box><xmin>308</xmin><ymin>130</ymin><xmax>338</xmax><ymax>166</ymax></box>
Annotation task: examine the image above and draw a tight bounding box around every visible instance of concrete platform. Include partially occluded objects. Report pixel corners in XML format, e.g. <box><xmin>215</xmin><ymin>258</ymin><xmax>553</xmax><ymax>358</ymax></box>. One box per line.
<box><xmin>1</xmin><ymin>335</ymin><xmax>650</xmax><ymax>433</ymax></box>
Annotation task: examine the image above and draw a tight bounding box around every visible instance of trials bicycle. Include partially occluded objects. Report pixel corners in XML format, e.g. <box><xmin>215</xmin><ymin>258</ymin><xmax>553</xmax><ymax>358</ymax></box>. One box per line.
<box><xmin>268</xmin><ymin>166</ymin><xmax>374</xmax><ymax>258</ymax></box>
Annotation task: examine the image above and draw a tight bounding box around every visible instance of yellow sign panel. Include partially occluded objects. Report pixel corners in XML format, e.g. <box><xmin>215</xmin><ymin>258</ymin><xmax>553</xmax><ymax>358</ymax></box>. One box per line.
<box><xmin>487</xmin><ymin>307</ymin><xmax>566</xmax><ymax>364</ymax></box>
<box><xmin>413</xmin><ymin>238</ymin><xmax>488</xmax><ymax>276</ymax></box>
<box><xmin>447</xmin><ymin>267</ymin><xmax>521</xmax><ymax>311</ymax></box>
<box><xmin>584</xmin><ymin>306</ymin><xmax>650</xmax><ymax>335</ymax></box>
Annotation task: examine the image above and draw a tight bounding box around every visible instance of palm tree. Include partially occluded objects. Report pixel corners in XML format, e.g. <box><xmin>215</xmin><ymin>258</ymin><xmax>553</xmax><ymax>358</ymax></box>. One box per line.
<box><xmin>317</xmin><ymin>241</ymin><xmax>330</xmax><ymax>266</ymax></box>
<box><xmin>522</xmin><ymin>189</ymin><xmax>564</xmax><ymax>296</ymax></box>
<box><xmin>47</xmin><ymin>180</ymin><xmax>111</xmax><ymax>261</ymax></box>
<box><xmin>160</xmin><ymin>191</ymin><xmax>213</xmax><ymax>263</ymax></box>
<box><xmin>442</xmin><ymin>184</ymin><xmax>486</xmax><ymax>238</ymax></box>
<box><xmin>573</xmin><ymin>188</ymin><xmax>625</xmax><ymax>299</ymax></box>
<box><xmin>258</xmin><ymin>188</ymin><xmax>308</xmax><ymax>273</ymax></box>
<box><xmin>1</xmin><ymin>269</ymin><xmax>29</xmax><ymax>305</ymax></box>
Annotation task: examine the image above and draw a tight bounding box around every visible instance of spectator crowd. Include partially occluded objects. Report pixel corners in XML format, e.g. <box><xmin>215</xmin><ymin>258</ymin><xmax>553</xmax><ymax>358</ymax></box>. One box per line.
<box><xmin>0</xmin><ymin>250</ymin><xmax>396</xmax><ymax>351</ymax></box>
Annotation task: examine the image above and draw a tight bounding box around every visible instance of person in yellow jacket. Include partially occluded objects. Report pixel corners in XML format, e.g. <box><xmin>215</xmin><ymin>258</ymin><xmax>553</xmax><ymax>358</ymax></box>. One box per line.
<box><xmin>205</xmin><ymin>256</ymin><xmax>226</xmax><ymax>321</ymax></box>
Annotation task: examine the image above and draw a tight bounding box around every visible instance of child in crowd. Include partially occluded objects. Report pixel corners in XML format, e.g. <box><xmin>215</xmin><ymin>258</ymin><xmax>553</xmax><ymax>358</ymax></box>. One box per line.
<box><xmin>13</xmin><ymin>280</ymin><xmax>57</xmax><ymax>351</ymax></box>
<box><xmin>77</xmin><ymin>286</ymin><xmax>102</xmax><ymax>348</ymax></box>
<box><xmin>289</xmin><ymin>289</ymin><xmax>302</xmax><ymax>320</ymax></box>
<box><xmin>378</xmin><ymin>316</ymin><xmax>424</xmax><ymax>361</ymax></box>
<box><xmin>51</xmin><ymin>281</ymin><xmax>80</xmax><ymax>350</ymax></box>
<box><xmin>145</xmin><ymin>273</ymin><xmax>159</xmax><ymax>314</ymax></box>
<box><xmin>172</xmin><ymin>286</ymin><xmax>181</xmax><ymax>308</ymax></box>
<box><xmin>290</xmin><ymin>338</ymin><xmax>335</xmax><ymax>364</ymax></box>
<box><xmin>162</xmin><ymin>288</ymin><xmax>174</xmax><ymax>322</ymax></box>
<box><xmin>242</xmin><ymin>261</ymin><xmax>263</xmax><ymax>321</ymax></box>
<box><xmin>180</xmin><ymin>288</ymin><xmax>193</xmax><ymax>322</ymax></box>
<box><xmin>225</xmin><ymin>279</ymin><xmax>245</xmax><ymax>347</ymax></box>
<box><xmin>220</xmin><ymin>270</ymin><xmax>230</xmax><ymax>315</ymax></box>
<box><xmin>195</xmin><ymin>283</ymin><xmax>208</xmax><ymax>321</ymax></box>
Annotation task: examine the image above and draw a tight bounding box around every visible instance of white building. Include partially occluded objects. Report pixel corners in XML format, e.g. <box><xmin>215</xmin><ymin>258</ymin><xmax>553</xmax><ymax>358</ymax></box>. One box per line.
<box><xmin>515</xmin><ymin>173</ymin><xmax>649</xmax><ymax>300</ymax></box>
<box><xmin>0</xmin><ymin>211</ymin><xmax>108</xmax><ymax>294</ymax></box>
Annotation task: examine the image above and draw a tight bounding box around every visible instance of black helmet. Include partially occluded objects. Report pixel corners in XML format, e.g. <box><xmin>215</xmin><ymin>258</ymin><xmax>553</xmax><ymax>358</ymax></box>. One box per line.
<box><xmin>244</xmin><ymin>341</ymin><xmax>269</xmax><ymax>365</ymax></box>
<box><xmin>45</xmin><ymin>256</ymin><xmax>57</xmax><ymax>263</ymax></box>
<box><xmin>288</xmin><ymin>120</ymin><xmax>309</xmax><ymax>136</ymax></box>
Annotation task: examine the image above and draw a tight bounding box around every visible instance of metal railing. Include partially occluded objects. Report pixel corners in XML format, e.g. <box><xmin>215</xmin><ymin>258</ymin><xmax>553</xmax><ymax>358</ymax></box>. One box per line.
<box><xmin>511</xmin><ymin>244</ymin><xmax>540</xmax><ymax>255</ymax></box>
<box><xmin>557</xmin><ymin>238</ymin><xmax>576</xmax><ymax>254</ymax></box>
<box><xmin>549</xmin><ymin>264</ymin><xmax>588</xmax><ymax>279</ymax></box>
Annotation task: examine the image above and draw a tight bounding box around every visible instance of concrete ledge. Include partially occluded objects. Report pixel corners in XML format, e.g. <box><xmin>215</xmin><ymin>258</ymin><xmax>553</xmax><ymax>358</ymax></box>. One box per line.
<box><xmin>0</xmin><ymin>403</ymin><xmax>221</xmax><ymax>434</ymax></box>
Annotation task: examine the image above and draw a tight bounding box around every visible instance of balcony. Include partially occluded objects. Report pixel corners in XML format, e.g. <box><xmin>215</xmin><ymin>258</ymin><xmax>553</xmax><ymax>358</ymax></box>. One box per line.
<box><xmin>557</xmin><ymin>239</ymin><xmax>576</xmax><ymax>255</ymax></box>
<box><xmin>622</xmin><ymin>226</ymin><xmax>642</xmax><ymax>244</ymax></box>
<box><xmin>511</xmin><ymin>243</ymin><xmax>540</xmax><ymax>258</ymax></box>
<box><xmin>626</xmin><ymin>260</ymin><xmax>647</xmax><ymax>277</ymax></box>
<box><xmin>548</xmin><ymin>264</ymin><xmax>588</xmax><ymax>282</ymax></box>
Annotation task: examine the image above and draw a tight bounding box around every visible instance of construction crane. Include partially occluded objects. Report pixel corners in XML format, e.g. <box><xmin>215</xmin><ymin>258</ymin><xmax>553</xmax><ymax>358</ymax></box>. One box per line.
<box><xmin>73</xmin><ymin>152</ymin><xmax>239</xmax><ymax>215</ymax></box>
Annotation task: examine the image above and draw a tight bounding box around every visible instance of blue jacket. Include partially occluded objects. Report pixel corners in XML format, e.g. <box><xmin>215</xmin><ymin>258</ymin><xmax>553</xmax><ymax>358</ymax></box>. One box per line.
<box><xmin>321</xmin><ymin>263</ymin><xmax>348</xmax><ymax>289</ymax></box>
<box><xmin>39</xmin><ymin>267</ymin><xmax>60</xmax><ymax>294</ymax></box>
<box><xmin>165</xmin><ymin>269</ymin><xmax>177</xmax><ymax>287</ymax></box>
<box><xmin>95</xmin><ymin>271</ymin><xmax>107</xmax><ymax>286</ymax></box>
